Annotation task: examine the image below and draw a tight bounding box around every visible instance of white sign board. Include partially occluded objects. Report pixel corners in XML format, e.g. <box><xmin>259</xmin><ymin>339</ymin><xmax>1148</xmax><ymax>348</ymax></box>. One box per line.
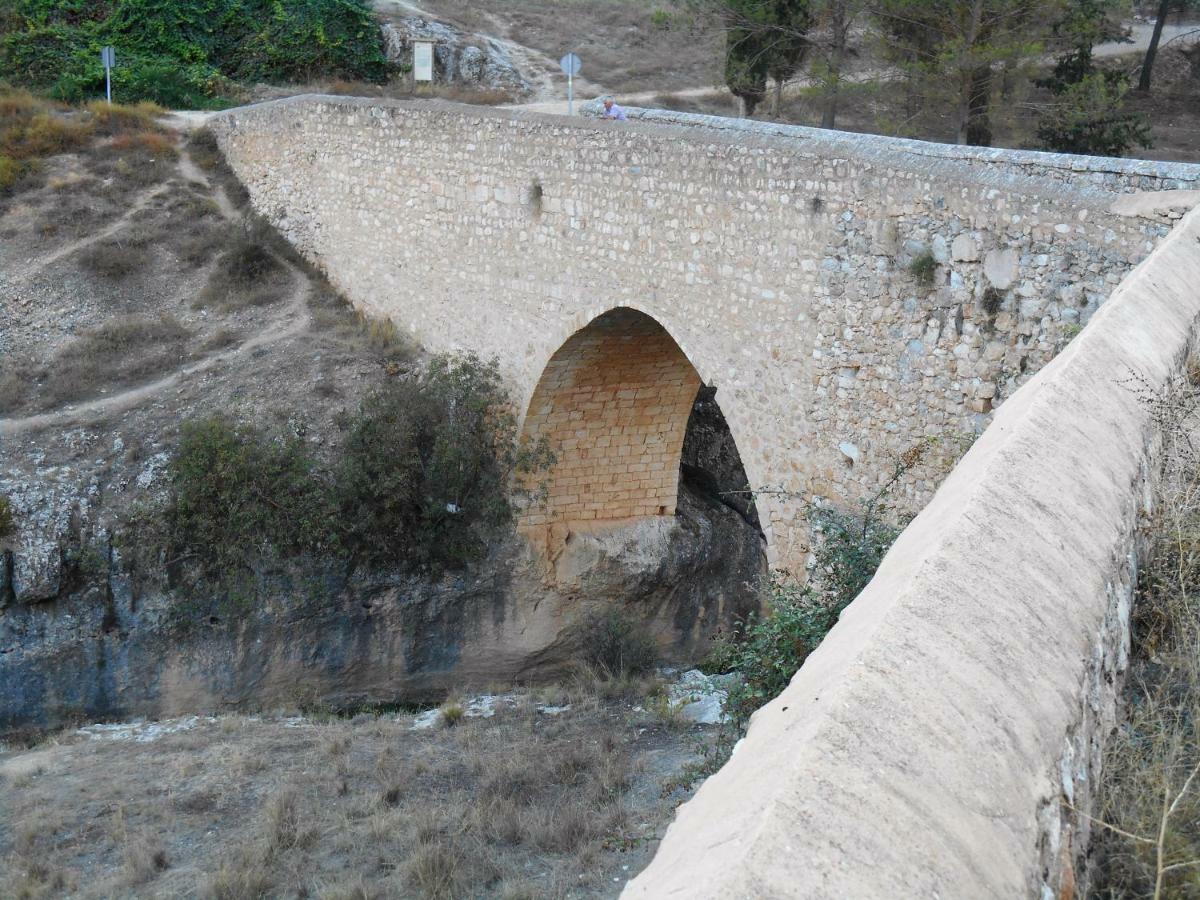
<box><xmin>413</xmin><ymin>41</ymin><xmax>434</xmax><ymax>82</ymax></box>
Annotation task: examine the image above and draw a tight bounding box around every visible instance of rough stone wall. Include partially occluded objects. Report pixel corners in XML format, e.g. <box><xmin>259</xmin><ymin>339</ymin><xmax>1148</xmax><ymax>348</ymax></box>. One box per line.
<box><xmin>624</xmin><ymin>207</ymin><xmax>1200</xmax><ymax>899</ymax></box>
<box><xmin>520</xmin><ymin>308</ymin><xmax>702</xmax><ymax>525</ymax></box>
<box><xmin>209</xmin><ymin>96</ymin><xmax>1197</xmax><ymax>565</ymax></box>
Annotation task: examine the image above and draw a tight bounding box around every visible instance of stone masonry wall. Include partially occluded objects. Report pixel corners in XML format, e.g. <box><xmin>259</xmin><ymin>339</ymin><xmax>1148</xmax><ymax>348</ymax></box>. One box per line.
<box><xmin>519</xmin><ymin>308</ymin><xmax>702</xmax><ymax>526</ymax></box>
<box><xmin>624</xmin><ymin>204</ymin><xmax>1200</xmax><ymax>900</ymax></box>
<box><xmin>210</xmin><ymin>96</ymin><xmax>1199</xmax><ymax>566</ymax></box>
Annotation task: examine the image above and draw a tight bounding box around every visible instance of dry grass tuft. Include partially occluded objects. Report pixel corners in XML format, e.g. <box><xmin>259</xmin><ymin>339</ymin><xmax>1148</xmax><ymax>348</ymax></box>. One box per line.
<box><xmin>84</xmin><ymin>100</ymin><xmax>168</xmax><ymax>136</ymax></box>
<box><xmin>40</xmin><ymin>314</ymin><xmax>191</xmax><ymax>406</ymax></box>
<box><xmin>1091</xmin><ymin>369</ymin><xmax>1200</xmax><ymax>895</ymax></box>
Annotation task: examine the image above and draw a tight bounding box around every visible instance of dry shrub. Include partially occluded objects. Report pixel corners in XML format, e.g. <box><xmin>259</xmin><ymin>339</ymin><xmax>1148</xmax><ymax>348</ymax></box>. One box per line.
<box><xmin>78</xmin><ymin>237</ymin><xmax>154</xmax><ymax>279</ymax></box>
<box><xmin>196</xmin><ymin>218</ymin><xmax>292</xmax><ymax>311</ymax></box>
<box><xmin>43</xmin><ymin>314</ymin><xmax>191</xmax><ymax>405</ymax></box>
<box><xmin>1091</xmin><ymin>370</ymin><xmax>1200</xmax><ymax>896</ymax></box>
<box><xmin>1</xmin><ymin>113</ymin><xmax>92</xmax><ymax>161</ymax></box>
<box><xmin>0</xmin><ymin>860</ymin><xmax>70</xmax><ymax>900</ymax></box>
<box><xmin>205</xmin><ymin>859</ymin><xmax>273</xmax><ymax>900</ymax></box>
<box><xmin>264</xmin><ymin>787</ymin><xmax>315</xmax><ymax>854</ymax></box>
<box><xmin>85</xmin><ymin>100</ymin><xmax>167</xmax><ymax>135</ymax></box>
<box><xmin>405</xmin><ymin>839</ymin><xmax>467</xmax><ymax>899</ymax></box>
<box><xmin>122</xmin><ymin>834</ymin><xmax>169</xmax><ymax>884</ymax></box>
<box><xmin>109</xmin><ymin>130</ymin><xmax>177</xmax><ymax>159</ymax></box>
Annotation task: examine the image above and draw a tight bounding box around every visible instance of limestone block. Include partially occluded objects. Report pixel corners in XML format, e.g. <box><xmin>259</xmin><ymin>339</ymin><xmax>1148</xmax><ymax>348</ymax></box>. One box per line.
<box><xmin>985</xmin><ymin>248</ymin><xmax>1019</xmax><ymax>290</ymax></box>
<box><xmin>951</xmin><ymin>233</ymin><xmax>980</xmax><ymax>261</ymax></box>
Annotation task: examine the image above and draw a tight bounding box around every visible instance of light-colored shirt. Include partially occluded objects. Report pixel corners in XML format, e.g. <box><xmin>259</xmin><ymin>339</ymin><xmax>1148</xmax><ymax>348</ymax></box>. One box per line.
<box><xmin>603</xmin><ymin>103</ymin><xmax>627</xmax><ymax>121</ymax></box>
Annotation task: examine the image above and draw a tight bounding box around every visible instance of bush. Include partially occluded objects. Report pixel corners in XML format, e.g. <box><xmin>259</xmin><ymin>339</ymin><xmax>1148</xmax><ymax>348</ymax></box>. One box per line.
<box><xmin>707</xmin><ymin>474</ymin><xmax>906</xmax><ymax>727</ymax></box>
<box><xmin>2</xmin><ymin>0</ymin><xmax>392</xmax><ymax>106</ymax></box>
<box><xmin>196</xmin><ymin>219</ymin><xmax>291</xmax><ymax>311</ymax></box>
<box><xmin>167</xmin><ymin>417</ymin><xmax>333</xmax><ymax>579</ymax></box>
<box><xmin>580</xmin><ymin>609</ymin><xmax>658</xmax><ymax>678</ymax></box>
<box><xmin>164</xmin><ymin>353</ymin><xmax>553</xmax><ymax>584</ymax></box>
<box><xmin>907</xmin><ymin>251</ymin><xmax>938</xmax><ymax>287</ymax></box>
<box><xmin>0</xmin><ymin>494</ymin><xmax>14</xmax><ymax>537</ymax></box>
<box><xmin>334</xmin><ymin>354</ymin><xmax>553</xmax><ymax>570</ymax></box>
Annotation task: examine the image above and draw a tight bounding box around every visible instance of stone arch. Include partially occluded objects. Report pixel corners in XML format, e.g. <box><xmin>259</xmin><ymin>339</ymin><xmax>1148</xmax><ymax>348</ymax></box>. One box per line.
<box><xmin>520</xmin><ymin>307</ymin><xmax>705</xmax><ymax>527</ymax></box>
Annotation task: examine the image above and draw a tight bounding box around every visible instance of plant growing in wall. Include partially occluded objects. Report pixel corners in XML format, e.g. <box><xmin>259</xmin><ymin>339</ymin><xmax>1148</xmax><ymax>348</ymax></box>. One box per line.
<box><xmin>908</xmin><ymin>251</ymin><xmax>939</xmax><ymax>287</ymax></box>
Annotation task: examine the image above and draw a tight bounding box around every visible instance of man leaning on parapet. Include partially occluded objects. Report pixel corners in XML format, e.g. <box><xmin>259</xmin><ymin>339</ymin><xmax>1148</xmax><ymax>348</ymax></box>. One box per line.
<box><xmin>601</xmin><ymin>95</ymin><xmax>627</xmax><ymax>121</ymax></box>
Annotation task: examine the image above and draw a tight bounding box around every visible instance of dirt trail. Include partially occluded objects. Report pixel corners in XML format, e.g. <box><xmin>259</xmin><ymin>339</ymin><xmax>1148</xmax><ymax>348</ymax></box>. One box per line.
<box><xmin>373</xmin><ymin>0</ymin><xmax>605</xmax><ymax>103</ymax></box>
<box><xmin>0</xmin><ymin>133</ymin><xmax>312</xmax><ymax>438</ymax></box>
<box><xmin>0</xmin><ymin>284</ymin><xmax>309</xmax><ymax>438</ymax></box>
<box><xmin>6</xmin><ymin>183</ymin><xmax>171</xmax><ymax>283</ymax></box>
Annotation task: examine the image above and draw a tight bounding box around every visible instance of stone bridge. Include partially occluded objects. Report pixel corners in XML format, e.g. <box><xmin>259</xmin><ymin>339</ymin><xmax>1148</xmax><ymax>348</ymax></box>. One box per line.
<box><xmin>210</xmin><ymin>96</ymin><xmax>1198</xmax><ymax>568</ymax></box>
<box><xmin>211</xmin><ymin>98</ymin><xmax>1200</xmax><ymax>896</ymax></box>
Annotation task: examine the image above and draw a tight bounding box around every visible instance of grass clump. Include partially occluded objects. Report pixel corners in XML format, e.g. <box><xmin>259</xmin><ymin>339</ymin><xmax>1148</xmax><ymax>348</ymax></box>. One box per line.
<box><xmin>580</xmin><ymin>608</ymin><xmax>658</xmax><ymax>679</ymax></box>
<box><xmin>907</xmin><ymin>251</ymin><xmax>938</xmax><ymax>287</ymax></box>
<box><xmin>0</xmin><ymin>494</ymin><xmax>14</xmax><ymax>537</ymax></box>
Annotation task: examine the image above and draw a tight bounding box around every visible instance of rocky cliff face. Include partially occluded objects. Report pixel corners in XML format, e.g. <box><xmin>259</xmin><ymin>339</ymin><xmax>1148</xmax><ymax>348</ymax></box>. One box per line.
<box><xmin>380</xmin><ymin>18</ymin><xmax>532</xmax><ymax>97</ymax></box>
<box><xmin>0</xmin><ymin>474</ymin><xmax>764</xmax><ymax>732</ymax></box>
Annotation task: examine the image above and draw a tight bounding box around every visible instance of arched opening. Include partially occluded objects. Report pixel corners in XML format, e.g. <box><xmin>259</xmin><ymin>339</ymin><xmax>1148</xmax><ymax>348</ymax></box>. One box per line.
<box><xmin>520</xmin><ymin>308</ymin><xmax>759</xmax><ymax>534</ymax></box>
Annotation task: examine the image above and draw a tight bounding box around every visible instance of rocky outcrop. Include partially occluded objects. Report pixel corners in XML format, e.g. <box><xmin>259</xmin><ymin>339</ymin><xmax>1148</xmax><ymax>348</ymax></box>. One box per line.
<box><xmin>380</xmin><ymin>18</ymin><xmax>532</xmax><ymax>97</ymax></box>
<box><xmin>0</xmin><ymin>476</ymin><xmax>765</xmax><ymax>733</ymax></box>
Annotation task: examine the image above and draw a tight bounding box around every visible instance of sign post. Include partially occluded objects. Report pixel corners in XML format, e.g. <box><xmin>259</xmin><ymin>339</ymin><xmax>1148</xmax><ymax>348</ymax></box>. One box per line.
<box><xmin>413</xmin><ymin>41</ymin><xmax>434</xmax><ymax>89</ymax></box>
<box><xmin>101</xmin><ymin>46</ymin><xmax>115</xmax><ymax>104</ymax></box>
<box><xmin>559</xmin><ymin>53</ymin><xmax>581</xmax><ymax>115</ymax></box>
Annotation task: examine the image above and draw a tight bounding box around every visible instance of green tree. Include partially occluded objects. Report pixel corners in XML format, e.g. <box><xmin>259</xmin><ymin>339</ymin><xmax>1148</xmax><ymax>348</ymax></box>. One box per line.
<box><xmin>1034</xmin><ymin>0</ymin><xmax>1151</xmax><ymax>156</ymax></box>
<box><xmin>875</xmin><ymin>0</ymin><xmax>1058</xmax><ymax>145</ymax></box>
<box><xmin>721</xmin><ymin>0</ymin><xmax>813</xmax><ymax>117</ymax></box>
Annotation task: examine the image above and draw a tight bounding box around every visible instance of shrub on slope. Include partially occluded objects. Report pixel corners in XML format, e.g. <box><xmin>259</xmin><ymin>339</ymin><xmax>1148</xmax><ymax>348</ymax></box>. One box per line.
<box><xmin>1</xmin><ymin>0</ymin><xmax>391</xmax><ymax>107</ymax></box>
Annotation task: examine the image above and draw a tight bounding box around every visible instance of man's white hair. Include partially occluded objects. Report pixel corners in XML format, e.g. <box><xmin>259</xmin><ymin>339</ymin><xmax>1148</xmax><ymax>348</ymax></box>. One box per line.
<box><xmin>602</xmin><ymin>95</ymin><xmax>615</xmax><ymax>103</ymax></box>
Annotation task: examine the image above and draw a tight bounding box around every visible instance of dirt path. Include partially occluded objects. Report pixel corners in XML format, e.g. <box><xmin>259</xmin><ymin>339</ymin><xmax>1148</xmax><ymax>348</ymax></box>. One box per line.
<box><xmin>373</xmin><ymin>0</ymin><xmax>605</xmax><ymax>103</ymax></box>
<box><xmin>0</xmin><ymin>133</ymin><xmax>313</xmax><ymax>438</ymax></box>
<box><xmin>5</xmin><ymin>182</ymin><xmax>171</xmax><ymax>282</ymax></box>
<box><xmin>0</xmin><ymin>284</ymin><xmax>310</xmax><ymax>437</ymax></box>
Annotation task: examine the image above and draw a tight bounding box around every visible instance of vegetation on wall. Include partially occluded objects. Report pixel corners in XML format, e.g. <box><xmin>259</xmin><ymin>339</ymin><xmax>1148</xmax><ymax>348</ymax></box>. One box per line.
<box><xmin>0</xmin><ymin>0</ymin><xmax>391</xmax><ymax>107</ymax></box>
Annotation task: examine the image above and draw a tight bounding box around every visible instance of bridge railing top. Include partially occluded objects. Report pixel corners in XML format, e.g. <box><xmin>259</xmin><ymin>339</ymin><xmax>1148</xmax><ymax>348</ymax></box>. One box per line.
<box><xmin>579</xmin><ymin>99</ymin><xmax>1200</xmax><ymax>189</ymax></box>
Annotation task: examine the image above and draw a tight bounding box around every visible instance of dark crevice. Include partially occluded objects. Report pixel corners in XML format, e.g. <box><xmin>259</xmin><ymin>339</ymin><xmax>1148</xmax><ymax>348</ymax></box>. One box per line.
<box><xmin>679</xmin><ymin>385</ymin><xmax>763</xmax><ymax>536</ymax></box>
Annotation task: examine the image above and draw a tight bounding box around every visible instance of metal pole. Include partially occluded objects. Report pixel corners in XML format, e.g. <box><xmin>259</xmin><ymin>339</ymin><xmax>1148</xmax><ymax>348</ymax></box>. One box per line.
<box><xmin>106</xmin><ymin>63</ymin><xmax>111</xmax><ymax>104</ymax></box>
<box><xmin>568</xmin><ymin>70</ymin><xmax>573</xmax><ymax>116</ymax></box>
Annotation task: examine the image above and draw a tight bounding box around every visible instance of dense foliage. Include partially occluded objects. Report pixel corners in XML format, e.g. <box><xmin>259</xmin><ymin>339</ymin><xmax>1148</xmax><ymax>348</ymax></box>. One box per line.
<box><xmin>165</xmin><ymin>354</ymin><xmax>552</xmax><ymax>587</ymax></box>
<box><xmin>0</xmin><ymin>0</ymin><xmax>390</xmax><ymax>107</ymax></box>
<box><xmin>708</xmin><ymin>500</ymin><xmax>903</xmax><ymax>726</ymax></box>
<box><xmin>1033</xmin><ymin>0</ymin><xmax>1151</xmax><ymax>157</ymax></box>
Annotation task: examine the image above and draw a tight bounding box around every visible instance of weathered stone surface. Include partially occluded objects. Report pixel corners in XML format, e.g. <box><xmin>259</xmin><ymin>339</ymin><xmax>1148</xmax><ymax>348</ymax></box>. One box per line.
<box><xmin>985</xmin><ymin>247</ymin><xmax>1020</xmax><ymax>290</ymax></box>
<box><xmin>624</xmin><ymin>207</ymin><xmax>1200</xmax><ymax>900</ymax></box>
<box><xmin>951</xmin><ymin>232</ymin><xmax>980</xmax><ymax>261</ymax></box>
<box><xmin>0</xmin><ymin>478</ymin><xmax>765</xmax><ymax>731</ymax></box>
<box><xmin>380</xmin><ymin>19</ymin><xmax>531</xmax><ymax>96</ymax></box>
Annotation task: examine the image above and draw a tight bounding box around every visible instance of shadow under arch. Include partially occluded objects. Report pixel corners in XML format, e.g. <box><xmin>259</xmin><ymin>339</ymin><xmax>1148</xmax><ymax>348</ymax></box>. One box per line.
<box><xmin>520</xmin><ymin>307</ymin><xmax>758</xmax><ymax>533</ymax></box>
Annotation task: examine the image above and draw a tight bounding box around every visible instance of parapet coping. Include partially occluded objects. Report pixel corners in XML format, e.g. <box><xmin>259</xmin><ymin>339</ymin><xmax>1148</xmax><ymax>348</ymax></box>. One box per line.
<box><xmin>213</xmin><ymin>94</ymin><xmax>1200</xmax><ymax>211</ymax></box>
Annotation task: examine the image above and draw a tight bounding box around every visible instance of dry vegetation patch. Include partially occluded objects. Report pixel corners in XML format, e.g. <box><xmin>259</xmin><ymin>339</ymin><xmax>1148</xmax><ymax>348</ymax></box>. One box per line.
<box><xmin>0</xmin><ymin>687</ymin><xmax>711</xmax><ymax>899</ymax></box>
<box><xmin>1089</xmin><ymin>369</ymin><xmax>1200</xmax><ymax>895</ymax></box>
<box><xmin>42</xmin><ymin>314</ymin><xmax>192</xmax><ymax>405</ymax></box>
